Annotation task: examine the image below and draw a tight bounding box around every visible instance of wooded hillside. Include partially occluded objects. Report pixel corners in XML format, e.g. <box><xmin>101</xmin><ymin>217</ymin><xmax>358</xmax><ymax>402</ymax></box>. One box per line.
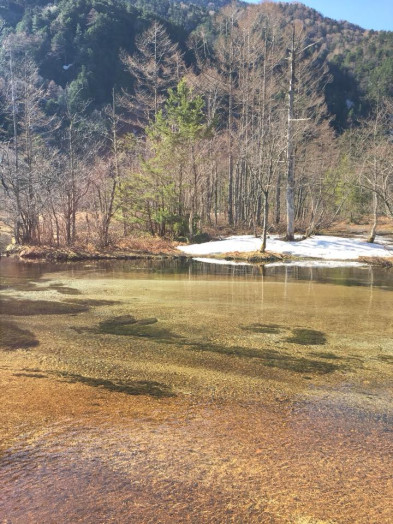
<box><xmin>1</xmin><ymin>0</ymin><xmax>392</xmax><ymax>248</ymax></box>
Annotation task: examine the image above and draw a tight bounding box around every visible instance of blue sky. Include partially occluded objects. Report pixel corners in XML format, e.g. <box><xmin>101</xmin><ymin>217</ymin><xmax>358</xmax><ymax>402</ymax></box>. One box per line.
<box><xmin>245</xmin><ymin>1</ymin><xmax>393</xmax><ymax>31</ymax></box>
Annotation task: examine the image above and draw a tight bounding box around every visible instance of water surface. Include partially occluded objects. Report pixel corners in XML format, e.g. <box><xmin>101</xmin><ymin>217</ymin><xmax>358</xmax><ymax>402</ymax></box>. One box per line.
<box><xmin>0</xmin><ymin>259</ymin><xmax>392</xmax><ymax>523</ymax></box>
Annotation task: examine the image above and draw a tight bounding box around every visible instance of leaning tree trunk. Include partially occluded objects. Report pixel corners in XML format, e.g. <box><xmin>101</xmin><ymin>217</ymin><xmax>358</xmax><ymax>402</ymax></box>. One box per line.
<box><xmin>368</xmin><ymin>191</ymin><xmax>378</xmax><ymax>243</ymax></box>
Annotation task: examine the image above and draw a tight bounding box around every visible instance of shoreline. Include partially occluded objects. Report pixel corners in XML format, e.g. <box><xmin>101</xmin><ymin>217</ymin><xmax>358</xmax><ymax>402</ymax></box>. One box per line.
<box><xmin>1</xmin><ymin>245</ymin><xmax>392</xmax><ymax>269</ymax></box>
<box><xmin>0</xmin><ymin>244</ymin><xmax>188</xmax><ymax>263</ymax></box>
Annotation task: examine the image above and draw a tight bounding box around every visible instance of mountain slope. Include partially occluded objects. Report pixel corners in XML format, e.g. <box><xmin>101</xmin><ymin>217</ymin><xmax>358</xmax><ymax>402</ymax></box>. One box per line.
<box><xmin>0</xmin><ymin>0</ymin><xmax>391</xmax><ymax>128</ymax></box>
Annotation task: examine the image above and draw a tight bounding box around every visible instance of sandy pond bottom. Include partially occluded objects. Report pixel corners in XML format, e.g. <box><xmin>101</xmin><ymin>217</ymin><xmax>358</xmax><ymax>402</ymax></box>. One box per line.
<box><xmin>0</xmin><ymin>259</ymin><xmax>392</xmax><ymax>523</ymax></box>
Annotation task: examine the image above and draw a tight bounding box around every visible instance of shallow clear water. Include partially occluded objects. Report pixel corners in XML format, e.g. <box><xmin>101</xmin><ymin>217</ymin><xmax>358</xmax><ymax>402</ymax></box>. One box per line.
<box><xmin>0</xmin><ymin>259</ymin><xmax>392</xmax><ymax>523</ymax></box>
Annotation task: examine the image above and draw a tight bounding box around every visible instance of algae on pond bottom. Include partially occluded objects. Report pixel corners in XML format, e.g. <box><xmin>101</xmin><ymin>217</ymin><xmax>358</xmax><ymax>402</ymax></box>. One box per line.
<box><xmin>241</xmin><ymin>323</ymin><xmax>283</xmax><ymax>334</ymax></box>
<box><xmin>0</xmin><ymin>297</ymin><xmax>89</xmax><ymax>316</ymax></box>
<box><xmin>98</xmin><ymin>315</ymin><xmax>180</xmax><ymax>341</ymax></box>
<box><xmin>57</xmin><ymin>372</ymin><xmax>176</xmax><ymax>398</ymax></box>
<box><xmin>285</xmin><ymin>328</ymin><xmax>327</xmax><ymax>345</ymax></box>
<box><xmin>0</xmin><ymin>319</ymin><xmax>39</xmax><ymax>350</ymax></box>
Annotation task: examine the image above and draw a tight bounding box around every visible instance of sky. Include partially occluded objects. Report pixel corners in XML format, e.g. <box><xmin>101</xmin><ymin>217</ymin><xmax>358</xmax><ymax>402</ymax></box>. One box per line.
<box><xmin>245</xmin><ymin>1</ymin><xmax>393</xmax><ymax>31</ymax></box>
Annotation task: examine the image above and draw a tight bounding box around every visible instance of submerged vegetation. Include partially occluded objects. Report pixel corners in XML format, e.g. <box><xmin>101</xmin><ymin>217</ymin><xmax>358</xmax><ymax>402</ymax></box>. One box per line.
<box><xmin>0</xmin><ymin>319</ymin><xmax>39</xmax><ymax>349</ymax></box>
<box><xmin>47</xmin><ymin>283</ymin><xmax>82</xmax><ymax>295</ymax></box>
<box><xmin>241</xmin><ymin>323</ymin><xmax>283</xmax><ymax>334</ymax></box>
<box><xmin>98</xmin><ymin>315</ymin><xmax>180</xmax><ymax>341</ymax></box>
<box><xmin>57</xmin><ymin>372</ymin><xmax>176</xmax><ymax>398</ymax></box>
<box><xmin>285</xmin><ymin>329</ymin><xmax>327</xmax><ymax>346</ymax></box>
<box><xmin>0</xmin><ymin>298</ymin><xmax>89</xmax><ymax>316</ymax></box>
<box><xmin>186</xmin><ymin>341</ymin><xmax>339</xmax><ymax>374</ymax></box>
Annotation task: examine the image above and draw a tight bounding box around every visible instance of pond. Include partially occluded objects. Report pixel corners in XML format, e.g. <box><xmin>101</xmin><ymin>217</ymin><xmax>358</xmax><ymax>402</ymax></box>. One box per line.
<box><xmin>0</xmin><ymin>258</ymin><xmax>392</xmax><ymax>523</ymax></box>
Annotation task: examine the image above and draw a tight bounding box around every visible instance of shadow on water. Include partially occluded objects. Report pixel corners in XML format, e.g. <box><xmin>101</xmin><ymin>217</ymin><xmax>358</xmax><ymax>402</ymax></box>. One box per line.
<box><xmin>57</xmin><ymin>372</ymin><xmax>175</xmax><ymax>398</ymax></box>
<box><xmin>185</xmin><ymin>342</ymin><xmax>339</xmax><ymax>374</ymax></box>
<box><xmin>0</xmin><ymin>320</ymin><xmax>39</xmax><ymax>350</ymax></box>
<box><xmin>9</xmin><ymin>368</ymin><xmax>175</xmax><ymax>397</ymax></box>
<box><xmin>0</xmin><ymin>297</ymin><xmax>89</xmax><ymax>316</ymax></box>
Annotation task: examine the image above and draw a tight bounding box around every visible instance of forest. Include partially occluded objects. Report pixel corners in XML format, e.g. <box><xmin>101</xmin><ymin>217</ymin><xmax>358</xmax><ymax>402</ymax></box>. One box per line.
<box><xmin>0</xmin><ymin>0</ymin><xmax>392</xmax><ymax>249</ymax></box>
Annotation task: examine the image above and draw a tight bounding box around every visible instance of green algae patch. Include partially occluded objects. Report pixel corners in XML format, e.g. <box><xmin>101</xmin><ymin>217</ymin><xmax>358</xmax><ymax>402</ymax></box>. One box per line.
<box><xmin>0</xmin><ymin>281</ymin><xmax>45</xmax><ymax>292</ymax></box>
<box><xmin>285</xmin><ymin>328</ymin><xmax>327</xmax><ymax>345</ymax></box>
<box><xmin>187</xmin><ymin>341</ymin><xmax>268</xmax><ymax>359</ymax></box>
<box><xmin>98</xmin><ymin>315</ymin><xmax>180</xmax><ymax>341</ymax></box>
<box><xmin>58</xmin><ymin>372</ymin><xmax>175</xmax><ymax>398</ymax></box>
<box><xmin>241</xmin><ymin>323</ymin><xmax>283</xmax><ymax>334</ymax></box>
<box><xmin>13</xmin><ymin>372</ymin><xmax>48</xmax><ymax>378</ymax></box>
<box><xmin>0</xmin><ymin>278</ymin><xmax>80</xmax><ymax>295</ymax></box>
<box><xmin>378</xmin><ymin>355</ymin><xmax>393</xmax><ymax>364</ymax></box>
<box><xmin>98</xmin><ymin>315</ymin><xmax>157</xmax><ymax>335</ymax></box>
<box><xmin>0</xmin><ymin>297</ymin><xmax>89</xmax><ymax>316</ymax></box>
<box><xmin>48</xmin><ymin>283</ymin><xmax>82</xmax><ymax>295</ymax></box>
<box><xmin>309</xmin><ymin>351</ymin><xmax>341</xmax><ymax>360</ymax></box>
<box><xmin>64</xmin><ymin>299</ymin><xmax>119</xmax><ymax>307</ymax></box>
<box><xmin>260</xmin><ymin>349</ymin><xmax>338</xmax><ymax>374</ymax></box>
<box><xmin>0</xmin><ymin>320</ymin><xmax>39</xmax><ymax>350</ymax></box>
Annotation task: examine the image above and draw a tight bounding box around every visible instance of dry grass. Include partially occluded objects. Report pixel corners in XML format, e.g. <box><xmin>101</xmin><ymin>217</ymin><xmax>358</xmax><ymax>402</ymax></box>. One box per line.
<box><xmin>116</xmin><ymin>235</ymin><xmax>179</xmax><ymax>255</ymax></box>
<box><xmin>203</xmin><ymin>250</ymin><xmax>289</xmax><ymax>263</ymax></box>
<box><xmin>326</xmin><ymin>216</ymin><xmax>393</xmax><ymax>236</ymax></box>
<box><xmin>3</xmin><ymin>235</ymin><xmax>180</xmax><ymax>261</ymax></box>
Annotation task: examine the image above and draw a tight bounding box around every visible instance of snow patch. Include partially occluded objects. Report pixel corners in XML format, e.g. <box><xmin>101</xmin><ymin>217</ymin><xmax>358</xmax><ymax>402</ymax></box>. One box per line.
<box><xmin>193</xmin><ymin>257</ymin><xmax>251</xmax><ymax>266</ymax></box>
<box><xmin>178</xmin><ymin>235</ymin><xmax>392</xmax><ymax>261</ymax></box>
<box><xmin>264</xmin><ymin>260</ymin><xmax>366</xmax><ymax>268</ymax></box>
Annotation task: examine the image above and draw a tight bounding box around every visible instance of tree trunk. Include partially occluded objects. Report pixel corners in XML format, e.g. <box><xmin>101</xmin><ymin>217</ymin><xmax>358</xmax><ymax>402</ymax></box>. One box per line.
<box><xmin>275</xmin><ymin>173</ymin><xmax>281</xmax><ymax>226</ymax></box>
<box><xmin>285</xmin><ymin>28</ymin><xmax>296</xmax><ymax>241</ymax></box>
<box><xmin>260</xmin><ymin>190</ymin><xmax>269</xmax><ymax>252</ymax></box>
<box><xmin>368</xmin><ymin>192</ymin><xmax>378</xmax><ymax>243</ymax></box>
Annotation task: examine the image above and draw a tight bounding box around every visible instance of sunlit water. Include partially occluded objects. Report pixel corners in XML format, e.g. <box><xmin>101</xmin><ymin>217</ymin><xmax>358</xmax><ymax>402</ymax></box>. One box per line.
<box><xmin>0</xmin><ymin>259</ymin><xmax>392</xmax><ymax>523</ymax></box>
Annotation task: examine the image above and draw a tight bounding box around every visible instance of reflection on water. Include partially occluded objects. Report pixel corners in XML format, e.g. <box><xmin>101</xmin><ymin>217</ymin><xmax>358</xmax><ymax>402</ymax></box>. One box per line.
<box><xmin>1</xmin><ymin>256</ymin><xmax>393</xmax><ymax>289</ymax></box>
<box><xmin>0</xmin><ymin>258</ymin><xmax>392</xmax><ymax>523</ymax></box>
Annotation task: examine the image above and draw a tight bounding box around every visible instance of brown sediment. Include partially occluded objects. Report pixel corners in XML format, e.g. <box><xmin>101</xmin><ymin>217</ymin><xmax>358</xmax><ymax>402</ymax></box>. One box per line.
<box><xmin>0</xmin><ymin>367</ymin><xmax>391</xmax><ymax>524</ymax></box>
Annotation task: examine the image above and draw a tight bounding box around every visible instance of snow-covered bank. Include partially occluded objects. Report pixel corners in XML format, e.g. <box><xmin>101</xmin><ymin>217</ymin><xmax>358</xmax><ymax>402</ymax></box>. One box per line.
<box><xmin>193</xmin><ymin>257</ymin><xmax>252</xmax><ymax>266</ymax></box>
<box><xmin>193</xmin><ymin>257</ymin><xmax>366</xmax><ymax>268</ymax></box>
<box><xmin>178</xmin><ymin>235</ymin><xmax>393</xmax><ymax>261</ymax></box>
